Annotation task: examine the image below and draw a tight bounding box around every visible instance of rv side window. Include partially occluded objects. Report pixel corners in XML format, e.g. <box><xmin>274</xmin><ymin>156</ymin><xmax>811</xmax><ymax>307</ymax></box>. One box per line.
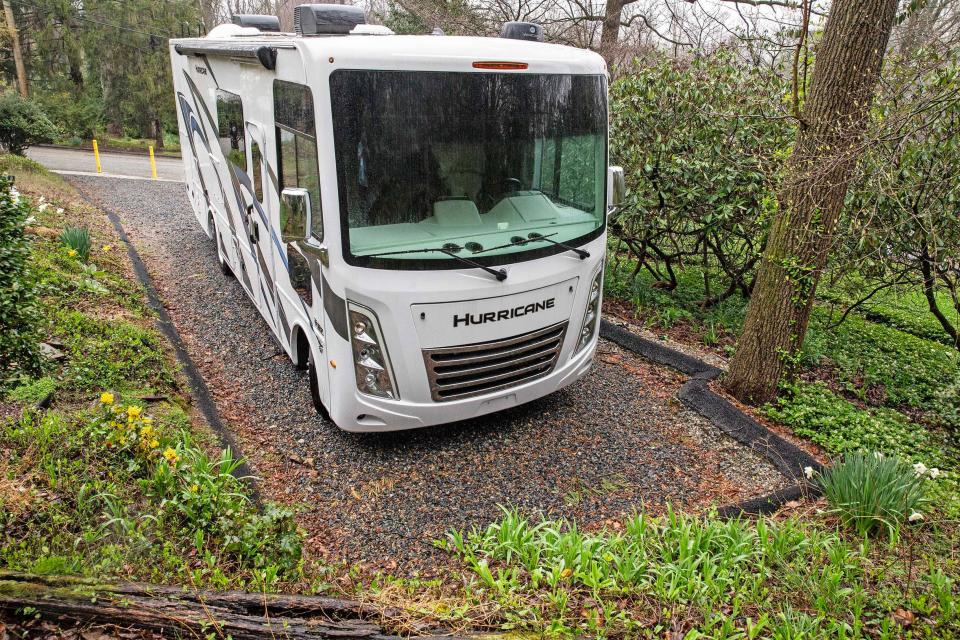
<box><xmin>251</xmin><ymin>141</ymin><xmax>264</xmax><ymax>202</ymax></box>
<box><xmin>216</xmin><ymin>90</ymin><xmax>246</xmax><ymax>172</ymax></box>
<box><xmin>274</xmin><ymin>80</ymin><xmax>322</xmax><ymax>241</ymax></box>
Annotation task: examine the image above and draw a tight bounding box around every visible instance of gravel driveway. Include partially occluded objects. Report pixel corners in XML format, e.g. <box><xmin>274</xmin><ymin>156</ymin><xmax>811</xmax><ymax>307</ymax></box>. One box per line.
<box><xmin>69</xmin><ymin>176</ymin><xmax>789</xmax><ymax>575</ymax></box>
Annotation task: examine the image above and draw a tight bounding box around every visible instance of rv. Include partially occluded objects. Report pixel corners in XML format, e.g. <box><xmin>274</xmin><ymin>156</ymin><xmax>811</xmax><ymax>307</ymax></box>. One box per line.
<box><xmin>170</xmin><ymin>5</ymin><xmax>623</xmax><ymax>432</ymax></box>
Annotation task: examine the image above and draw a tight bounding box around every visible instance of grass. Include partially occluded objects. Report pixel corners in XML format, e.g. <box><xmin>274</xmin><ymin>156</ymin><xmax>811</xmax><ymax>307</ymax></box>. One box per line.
<box><xmin>442</xmin><ymin>506</ymin><xmax>960</xmax><ymax>637</ymax></box>
<box><xmin>58</xmin><ymin>133</ymin><xmax>181</xmax><ymax>156</ymax></box>
<box><xmin>0</xmin><ymin>157</ymin><xmax>307</xmax><ymax>591</ymax></box>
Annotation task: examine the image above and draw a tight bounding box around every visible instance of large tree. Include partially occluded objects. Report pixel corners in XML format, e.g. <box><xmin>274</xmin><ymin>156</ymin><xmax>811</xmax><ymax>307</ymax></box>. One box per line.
<box><xmin>724</xmin><ymin>0</ymin><xmax>901</xmax><ymax>404</ymax></box>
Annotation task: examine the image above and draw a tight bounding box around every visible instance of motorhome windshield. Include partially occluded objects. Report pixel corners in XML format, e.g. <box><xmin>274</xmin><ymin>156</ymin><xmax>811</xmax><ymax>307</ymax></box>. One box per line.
<box><xmin>330</xmin><ymin>70</ymin><xmax>607</xmax><ymax>269</ymax></box>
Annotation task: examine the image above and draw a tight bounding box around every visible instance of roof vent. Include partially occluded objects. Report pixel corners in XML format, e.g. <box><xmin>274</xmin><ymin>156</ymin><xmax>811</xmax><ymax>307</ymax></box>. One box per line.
<box><xmin>294</xmin><ymin>4</ymin><xmax>366</xmax><ymax>35</ymax></box>
<box><xmin>500</xmin><ymin>21</ymin><xmax>544</xmax><ymax>42</ymax></box>
<box><xmin>231</xmin><ymin>14</ymin><xmax>281</xmax><ymax>32</ymax></box>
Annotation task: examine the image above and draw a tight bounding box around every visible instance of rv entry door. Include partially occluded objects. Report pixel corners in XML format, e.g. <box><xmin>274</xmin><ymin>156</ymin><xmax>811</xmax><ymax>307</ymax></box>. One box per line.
<box><xmin>243</xmin><ymin>121</ymin><xmax>280</xmax><ymax>334</ymax></box>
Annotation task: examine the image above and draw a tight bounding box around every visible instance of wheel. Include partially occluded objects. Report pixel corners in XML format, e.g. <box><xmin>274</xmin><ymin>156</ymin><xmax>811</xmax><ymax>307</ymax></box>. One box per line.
<box><xmin>308</xmin><ymin>354</ymin><xmax>331</xmax><ymax>421</ymax></box>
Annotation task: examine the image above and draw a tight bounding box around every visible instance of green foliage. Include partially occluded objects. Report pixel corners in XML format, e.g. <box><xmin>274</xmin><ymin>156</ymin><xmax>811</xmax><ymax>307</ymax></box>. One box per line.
<box><xmin>763</xmin><ymin>382</ymin><xmax>948</xmax><ymax>468</ymax></box>
<box><xmin>0</xmin><ymin>154</ymin><xmax>47</xmax><ymax>175</ymax></box>
<box><xmin>443</xmin><ymin>506</ymin><xmax>960</xmax><ymax>637</ymax></box>
<box><xmin>932</xmin><ymin>375</ymin><xmax>960</xmax><ymax>430</ymax></box>
<box><xmin>51</xmin><ymin>310</ymin><xmax>172</xmax><ymax>393</ymax></box>
<box><xmin>59</xmin><ymin>225</ymin><xmax>91</xmax><ymax>261</ymax></box>
<box><xmin>0</xmin><ymin>93</ymin><xmax>61</xmax><ymax>155</ymax></box>
<box><xmin>604</xmin><ymin>253</ymin><xmax>747</xmax><ymax>343</ymax></box>
<box><xmin>841</xmin><ymin>55</ymin><xmax>960</xmax><ymax>348</ymax></box>
<box><xmin>817</xmin><ymin>452</ymin><xmax>930</xmax><ymax>540</ymax></box>
<box><xmin>609</xmin><ymin>52</ymin><xmax>791</xmax><ymax>302</ymax></box>
<box><xmin>33</xmin><ymin>89</ymin><xmax>103</xmax><ymax>140</ymax></box>
<box><xmin>809</xmin><ymin>308</ymin><xmax>960</xmax><ymax>413</ymax></box>
<box><xmin>4</xmin><ymin>375</ymin><xmax>57</xmax><ymax>405</ymax></box>
<box><xmin>0</xmin><ymin>176</ymin><xmax>43</xmax><ymax>382</ymax></box>
<box><xmin>1</xmin><ymin>401</ymin><xmax>303</xmax><ymax>588</ymax></box>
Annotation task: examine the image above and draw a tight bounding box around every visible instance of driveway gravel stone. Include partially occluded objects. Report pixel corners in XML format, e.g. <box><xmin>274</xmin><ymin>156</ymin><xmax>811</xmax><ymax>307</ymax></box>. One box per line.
<box><xmin>68</xmin><ymin>175</ymin><xmax>790</xmax><ymax>575</ymax></box>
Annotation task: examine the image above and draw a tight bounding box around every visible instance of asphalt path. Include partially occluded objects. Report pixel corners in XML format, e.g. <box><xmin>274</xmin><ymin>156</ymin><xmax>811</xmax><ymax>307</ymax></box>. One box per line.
<box><xmin>27</xmin><ymin>145</ymin><xmax>185</xmax><ymax>182</ymax></box>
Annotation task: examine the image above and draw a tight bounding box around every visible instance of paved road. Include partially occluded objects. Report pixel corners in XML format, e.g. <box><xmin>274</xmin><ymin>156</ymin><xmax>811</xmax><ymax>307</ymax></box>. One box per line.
<box><xmin>27</xmin><ymin>146</ymin><xmax>184</xmax><ymax>182</ymax></box>
<box><xmin>63</xmin><ymin>174</ymin><xmax>789</xmax><ymax>575</ymax></box>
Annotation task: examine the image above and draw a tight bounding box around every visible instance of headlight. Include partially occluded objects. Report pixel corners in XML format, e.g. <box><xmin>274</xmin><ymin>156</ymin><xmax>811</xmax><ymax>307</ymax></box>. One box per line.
<box><xmin>348</xmin><ymin>303</ymin><xmax>398</xmax><ymax>399</ymax></box>
<box><xmin>576</xmin><ymin>266</ymin><xmax>603</xmax><ymax>353</ymax></box>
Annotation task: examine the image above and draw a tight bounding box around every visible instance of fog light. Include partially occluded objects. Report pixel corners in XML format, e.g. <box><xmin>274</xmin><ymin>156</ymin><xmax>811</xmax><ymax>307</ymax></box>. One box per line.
<box><xmin>348</xmin><ymin>303</ymin><xmax>398</xmax><ymax>400</ymax></box>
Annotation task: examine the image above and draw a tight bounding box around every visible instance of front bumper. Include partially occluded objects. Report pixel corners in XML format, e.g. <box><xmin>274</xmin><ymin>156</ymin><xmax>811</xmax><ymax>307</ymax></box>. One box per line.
<box><xmin>330</xmin><ymin>334</ymin><xmax>598</xmax><ymax>432</ymax></box>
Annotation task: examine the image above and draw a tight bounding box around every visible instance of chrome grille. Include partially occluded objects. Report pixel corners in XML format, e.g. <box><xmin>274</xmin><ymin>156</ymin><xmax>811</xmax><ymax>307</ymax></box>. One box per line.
<box><xmin>423</xmin><ymin>322</ymin><xmax>567</xmax><ymax>402</ymax></box>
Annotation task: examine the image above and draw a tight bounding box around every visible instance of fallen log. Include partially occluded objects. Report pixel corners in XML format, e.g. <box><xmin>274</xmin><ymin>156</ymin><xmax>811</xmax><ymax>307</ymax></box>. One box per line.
<box><xmin>0</xmin><ymin>571</ymin><xmax>458</xmax><ymax>639</ymax></box>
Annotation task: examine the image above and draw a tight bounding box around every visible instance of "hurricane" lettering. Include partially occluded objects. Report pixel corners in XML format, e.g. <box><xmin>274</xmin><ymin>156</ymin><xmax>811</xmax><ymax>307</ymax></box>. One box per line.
<box><xmin>453</xmin><ymin>298</ymin><xmax>555</xmax><ymax>327</ymax></box>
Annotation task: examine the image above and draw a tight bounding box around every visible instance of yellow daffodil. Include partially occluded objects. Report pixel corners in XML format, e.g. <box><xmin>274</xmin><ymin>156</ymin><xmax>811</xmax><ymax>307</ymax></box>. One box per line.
<box><xmin>100</xmin><ymin>392</ymin><xmax>114</xmax><ymax>405</ymax></box>
<box><xmin>127</xmin><ymin>405</ymin><xmax>142</xmax><ymax>419</ymax></box>
<box><xmin>140</xmin><ymin>425</ymin><xmax>153</xmax><ymax>437</ymax></box>
<box><xmin>68</xmin><ymin>249</ymin><xmax>78</xmax><ymax>257</ymax></box>
<box><xmin>162</xmin><ymin>447</ymin><xmax>178</xmax><ymax>464</ymax></box>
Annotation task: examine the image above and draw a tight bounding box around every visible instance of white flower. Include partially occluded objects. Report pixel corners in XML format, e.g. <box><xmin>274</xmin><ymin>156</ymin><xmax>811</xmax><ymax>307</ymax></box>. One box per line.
<box><xmin>38</xmin><ymin>195</ymin><xmax>45</xmax><ymax>203</ymax></box>
<box><xmin>24</xmin><ymin>215</ymin><xmax>35</xmax><ymax>226</ymax></box>
<box><xmin>908</xmin><ymin>511</ymin><xmax>924</xmax><ymax>522</ymax></box>
<box><xmin>37</xmin><ymin>203</ymin><xmax>49</xmax><ymax>212</ymax></box>
<box><xmin>56</xmin><ymin>207</ymin><xmax>64</xmax><ymax>214</ymax></box>
<box><xmin>913</xmin><ymin>462</ymin><xmax>928</xmax><ymax>478</ymax></box>
<box><xmin>873</xmin><ymin>451</ymin><xmax>885</xmax><ymax>460</ymax></box>
<box><xmin>928</xmin><ymin>467</ymin><xmax>941</xmax><ymax>479</ymax></box>
<box><xmin>803</xmin><ymin>466</ymin><xmax>815</xmax><ymax>480</ymax></box>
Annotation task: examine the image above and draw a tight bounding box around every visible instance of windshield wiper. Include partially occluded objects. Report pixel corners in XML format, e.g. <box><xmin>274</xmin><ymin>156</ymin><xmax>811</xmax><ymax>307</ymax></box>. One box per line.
<box><xmin>360</xmin><ymin>245</ymin><xmax>507</xmax><ymax>282</ymax></box>
<box><xmin>526</xmin><ymin>232</ymin><xmax>590</xmax><ymax>260</ymax></box>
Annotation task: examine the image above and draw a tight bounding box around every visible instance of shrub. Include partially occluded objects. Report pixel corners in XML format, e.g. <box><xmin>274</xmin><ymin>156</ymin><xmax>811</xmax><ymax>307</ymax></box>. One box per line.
<box><xmin>0</xmin><ymin>92</ymin><xmax>61</xmax><ymax>155</ymax></box>
<box><xmin>59</xmin><ymin>225</ymin><xmax>91</xmax><ymax>261</ymax></box>
<box><xmin>763</xmin><ymin>382</ymin><xmax>946</xmax><ymax>466</ymax></box>
<box><xmin>0</xmin><ymin>176</ymin><xmax>43</xmax><ymax>382</ymax></box>
<box><xmin>33</xmin><ymin>89</ymin><xmax>103</xmax><ymax>140</ymax></box>
<box><xmin>818</xmin><ymin>452</ymin><xmax>930</xmax><ymax>540</ymax></box>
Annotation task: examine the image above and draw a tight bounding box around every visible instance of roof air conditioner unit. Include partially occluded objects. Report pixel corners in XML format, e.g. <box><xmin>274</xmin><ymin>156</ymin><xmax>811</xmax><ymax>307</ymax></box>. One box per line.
<box><xmin>294</xmin><ymin>4</ymin><xmax>366</xmax><ymax>35</ymax></box>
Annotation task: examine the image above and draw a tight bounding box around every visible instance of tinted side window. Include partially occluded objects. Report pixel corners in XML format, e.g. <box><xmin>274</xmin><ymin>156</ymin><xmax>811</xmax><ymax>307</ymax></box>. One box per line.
<box><xmin>216</xmin><ymin>90</ymin><xmax>246</xmax><ymax>171</ymax></box>
<box><xmin>274</xmin><ymin>80</ymin><xmax>322</xmax><ymax>240</ymax></box>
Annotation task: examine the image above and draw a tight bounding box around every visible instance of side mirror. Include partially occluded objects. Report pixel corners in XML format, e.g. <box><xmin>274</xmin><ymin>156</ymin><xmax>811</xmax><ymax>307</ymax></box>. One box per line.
<box><xmin>608</xmin><ymin>166</ymin><xmax>625</xmax><ymax>216</ymax></box>
<box><xmin>280</xmin><ymin>187</ymin><xmax>312</xmax><ymax>243</ymax></box>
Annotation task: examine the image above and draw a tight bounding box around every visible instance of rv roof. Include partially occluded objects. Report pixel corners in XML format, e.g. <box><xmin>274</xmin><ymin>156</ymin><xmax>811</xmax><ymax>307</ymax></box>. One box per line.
<box><xmin>173</xmin><ymin>33</ymin><xmax>605</xmax><ymax>76</ymax></box>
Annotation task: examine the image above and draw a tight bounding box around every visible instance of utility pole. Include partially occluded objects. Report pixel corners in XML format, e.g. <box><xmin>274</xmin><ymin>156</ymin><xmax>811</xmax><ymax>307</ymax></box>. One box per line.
<box><xmin>1</xmin><ymin>0</ymin><xmax>29</xmax><ymax>97</ymax></box>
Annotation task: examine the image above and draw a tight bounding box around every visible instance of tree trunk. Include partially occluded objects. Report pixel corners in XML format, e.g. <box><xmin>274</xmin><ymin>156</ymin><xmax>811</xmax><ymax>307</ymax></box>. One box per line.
<box><xmin>724</xmin><ymin>0</ymin><xmax>899</xmax><ymax>405</ymax></box>
<box><xmin>153</xmin><ymin>117</ymin><xmax>164</xmax><ymax>149</ymax></box>
<box><xmin>600</xmin><ymin>0</ymin><xmax>625</xmax><ymax>69</ymax></box>
<box><xmin>919</xmin><ymin>241</ymin><xmax>960</xmax><ymax>350</ymax></box>
<box><xmin>0</xmin><ymin>571</ymin><xmax>466</xmax><ymax>640</ymax></box>
<box><xmin>2</xmin><ymin>0</ymin><xmax>29</xmax><ymax>97</ymax></box>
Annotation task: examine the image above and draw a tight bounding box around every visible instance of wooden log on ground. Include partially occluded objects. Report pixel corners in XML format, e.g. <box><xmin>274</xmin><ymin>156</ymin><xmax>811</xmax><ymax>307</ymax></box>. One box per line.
<box><xmin>0</xmin><ymin>571</ymin><xmax>460</xmax><ymax>639</ymax></box>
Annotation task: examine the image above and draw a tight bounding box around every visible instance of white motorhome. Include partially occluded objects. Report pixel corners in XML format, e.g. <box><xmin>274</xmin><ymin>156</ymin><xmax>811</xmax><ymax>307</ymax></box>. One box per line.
<box><xmin>170</xmin><ymin>5</ymin><xmax>623</xmax><ymax>432</ymax></box>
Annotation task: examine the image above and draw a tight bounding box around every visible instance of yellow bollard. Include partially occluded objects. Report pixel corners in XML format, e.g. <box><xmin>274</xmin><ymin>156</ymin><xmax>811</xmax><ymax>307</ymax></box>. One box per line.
<box><xmin>149</xmin><ymin>145</ymin><xmax>158</xmax><ymax>179</ymax></box>
<box><xmin>92</xmin><ymin>139</ymin><xmax>102</xmax><ymax>173</ymax></box>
